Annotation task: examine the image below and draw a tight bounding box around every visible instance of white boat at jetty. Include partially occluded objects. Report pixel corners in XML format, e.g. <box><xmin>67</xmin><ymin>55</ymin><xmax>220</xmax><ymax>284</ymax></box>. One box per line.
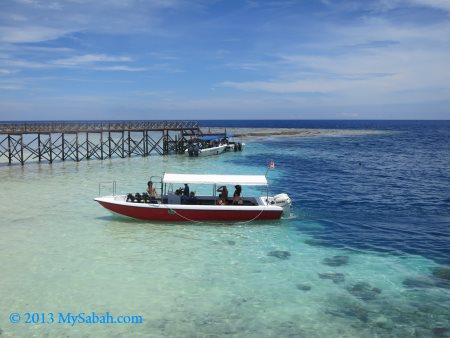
<box><xmin>185</xmin><ymin>134</ymin><xmax>244</xmax><ymax>157</ymax></box>
<box><xmin>185</xmin><ymin>143</ymin><xmax>227</xmax><ymax>157</ymax></box>
<box><xmin>95</xmin><ymin>173</ymin><xmax>291</xmax><ymax>222</ymax></box>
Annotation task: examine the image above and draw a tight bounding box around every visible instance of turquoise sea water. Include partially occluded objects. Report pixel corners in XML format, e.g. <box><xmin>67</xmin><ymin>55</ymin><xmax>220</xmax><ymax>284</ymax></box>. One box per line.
<box><xmin>1</xmin><ymin>121</ymin><xmax>450</xmax><ymax>337</ymax></box>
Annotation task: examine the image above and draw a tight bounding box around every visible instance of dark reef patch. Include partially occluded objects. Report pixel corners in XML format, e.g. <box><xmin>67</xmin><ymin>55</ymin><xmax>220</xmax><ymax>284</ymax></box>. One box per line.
<box><xmin>267</xmin><ymin>251</ymin><xmax>291</xmax><ymax>260</ymax></box>
<box><xmin>296</xmin><ymin>284</ymin><xmax>312</xmax><ymax>291</ymax></box>
<box><xmin>318</xmin><ymin>272</ymin><xmax>345</xmax><ymax>283</ymax></box>
<box><xmin>347</xmin><ymin>282</ymin><xmax>382</xmax><ymax>301</ymax></box>
<box><xmin>322</xmin><ymin>255</ymin><xmax>349</xmax><ymax>267</ymax></box>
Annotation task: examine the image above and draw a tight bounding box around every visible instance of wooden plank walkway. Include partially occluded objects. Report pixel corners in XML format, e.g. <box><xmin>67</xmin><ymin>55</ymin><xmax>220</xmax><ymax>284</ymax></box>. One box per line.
<box><xmin>0</xmin><ymin>120</ymin><xmax>201</xmax><ymax>165</ymax></box>
<box><xmin>0</xmin><ymin>120</ymin><xmax>199</xmax><ymax>134</ymax></box>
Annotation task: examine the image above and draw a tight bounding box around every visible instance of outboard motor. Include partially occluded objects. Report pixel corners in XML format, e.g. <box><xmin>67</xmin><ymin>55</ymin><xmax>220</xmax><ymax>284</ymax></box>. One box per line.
<box><xmin>237</xmin><ymin>143</ymin><xmax>242</xmax><ymax>151</ymax></box>
<box><xmin>273</xmin><ymin>193</ymin><xmax>292</xmax><ymax>216</ymax></box>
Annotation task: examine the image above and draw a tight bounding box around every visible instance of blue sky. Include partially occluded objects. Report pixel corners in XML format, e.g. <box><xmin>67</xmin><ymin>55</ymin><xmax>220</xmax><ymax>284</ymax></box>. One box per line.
<box><xmin>0</xmin><ymin>0</ymin><xmax>449</xmax><ymax>120</ymax></box>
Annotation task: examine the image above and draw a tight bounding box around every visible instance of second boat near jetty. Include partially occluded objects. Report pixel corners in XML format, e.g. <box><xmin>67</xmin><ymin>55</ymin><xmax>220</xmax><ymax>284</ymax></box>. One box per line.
<box><xmin>185</xmin><ymin>134</ymin><xmax>245</xmax><ymax>157</ymax></box>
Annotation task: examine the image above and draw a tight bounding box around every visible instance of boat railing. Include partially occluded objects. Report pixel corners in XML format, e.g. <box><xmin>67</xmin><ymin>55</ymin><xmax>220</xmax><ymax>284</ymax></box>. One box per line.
<box><xmin>99</xmin><ymin>181</ymin><xmax>117</xmax><ymax>197</ymax></box>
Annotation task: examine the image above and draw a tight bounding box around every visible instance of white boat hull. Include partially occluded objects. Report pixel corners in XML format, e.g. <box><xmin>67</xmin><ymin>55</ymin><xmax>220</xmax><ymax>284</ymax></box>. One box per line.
<box><xmin>185</xmin><ymin>144</ymin><xmax>227</xmax><ymax>157</ymax></box>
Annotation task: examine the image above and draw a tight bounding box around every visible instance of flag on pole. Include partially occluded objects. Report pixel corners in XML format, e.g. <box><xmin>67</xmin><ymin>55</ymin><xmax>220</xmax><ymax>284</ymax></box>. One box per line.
<box><xmin>266</xmin><ymin>160</ymin><xmax>275</xmax><ymax>176</ymax></box>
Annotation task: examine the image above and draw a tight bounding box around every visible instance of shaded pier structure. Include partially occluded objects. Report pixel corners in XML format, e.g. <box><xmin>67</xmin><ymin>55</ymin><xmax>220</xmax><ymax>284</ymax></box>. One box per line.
<box><xmin>0</xmin><ymin>120</ymin><xmax>201</xmax><ymax>165</ymax></box>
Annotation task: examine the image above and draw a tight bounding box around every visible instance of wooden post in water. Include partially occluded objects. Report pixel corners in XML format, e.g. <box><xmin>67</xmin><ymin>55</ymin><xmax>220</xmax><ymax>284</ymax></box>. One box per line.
<box><xmin>49</xmin><ymin>133</ymin><xmax>53</xmax><ymax>164</ymax></box>
<box><xmin>108</xmin><ymin>131</ymin><xmax>112</xmax><ymax>159</ymax></box>
<box><xmin>122</xmin><ymin>131</ymin><xmax>125</xmax><ymax>158</ymax></box>
<box><xmin>163</xmin><ymin>130</ymin><xmax>168</xmax><ymax>155</ymax></box>
<box><xmin>127</xmin><ymin>130</ymin><xmax>131</xmax><ymax>157</ymax></box>
<box><xmin>76</xmin><ymin>133</ymin><xmax>79</xmax><ymax>162</ymax></box>
<box><xmin>38</xmin><ymin>133</ymin><xmax>42</xmax><ymax>162</ymax></box>
<box><xmin>86</xmin><ymin>132</ymin><xmax>90</xmax><ymax>160</ymax></box>
<box><xmin>100</xmin><ymin>132</ymin><xmax>104</xmax><ymax>160</ymax></box>
<box><xmin>20</xmin><ymin>134</ymin><xmax>24</xmax><ymax>165</ymax></box>
<box><xmin>8</xmin><ymin>135</ymin><xmax>11</xmax><ymax>164</ymax></box>
<box><xmin>62</xmin><ymin>133</ymin><xmax>65</xmax><ymax>161</ymax></box>
<box><xmin>143</xmin><ymin>130</ymin><xmax>147</xmax><ymax>156</ymax></box>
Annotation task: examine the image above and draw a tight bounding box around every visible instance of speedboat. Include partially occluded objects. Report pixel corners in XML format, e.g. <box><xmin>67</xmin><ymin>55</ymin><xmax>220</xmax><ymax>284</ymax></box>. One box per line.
<box><xmin>94</xmin><ymin>173</ymin><xmax>291</xmax><ymax>222</ymax></box>
<box><xmin>185</xmin><ymin>143</ymin><xmax>227</xmax><ymax>157</ymax></box>
<box><xmin>185</xmin><ymin>134</ymin><xmax>244</xmax><ymax>157</ymax></box>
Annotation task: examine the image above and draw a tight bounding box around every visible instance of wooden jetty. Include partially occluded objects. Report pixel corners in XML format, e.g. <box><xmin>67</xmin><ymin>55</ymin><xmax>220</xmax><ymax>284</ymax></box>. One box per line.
<box><xmin>0</xmin><ymin>120</ymin><xmax>202</xmax><ymax>165</ymax></box>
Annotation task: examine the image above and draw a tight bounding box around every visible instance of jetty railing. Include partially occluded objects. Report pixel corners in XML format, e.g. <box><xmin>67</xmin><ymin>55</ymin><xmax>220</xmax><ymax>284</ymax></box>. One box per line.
<box><xmin>0</xmin><ymin>120</ymin><xmax>201</xmax><ymax>165</ymax></box>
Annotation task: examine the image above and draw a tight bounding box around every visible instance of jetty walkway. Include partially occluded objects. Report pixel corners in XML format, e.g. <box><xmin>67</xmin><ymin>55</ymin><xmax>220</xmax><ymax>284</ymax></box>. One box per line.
<box><xmin>0</xmin><ymin>120</ymin><xmax>202</xmax><ymax>165</ymax></box>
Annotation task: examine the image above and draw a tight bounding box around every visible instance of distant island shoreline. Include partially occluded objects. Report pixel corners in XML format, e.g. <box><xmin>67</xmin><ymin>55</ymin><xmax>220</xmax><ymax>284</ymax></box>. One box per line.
<box><xmin>201</xmin><ymin>127</ymin><xmax>389</xmax><ymax>140</ymax></box>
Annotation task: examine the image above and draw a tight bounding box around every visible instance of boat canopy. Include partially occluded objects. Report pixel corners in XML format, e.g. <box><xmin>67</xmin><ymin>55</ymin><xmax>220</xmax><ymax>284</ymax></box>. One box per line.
<box><xmin>163</xmin><ymin>173</ymin><xmax>268</xmax><ymax>186</ymax></box>
<box><xmin>198</xmin><ymin>134</ymin><xmax>226</xmax><ymax>141</ymax></box>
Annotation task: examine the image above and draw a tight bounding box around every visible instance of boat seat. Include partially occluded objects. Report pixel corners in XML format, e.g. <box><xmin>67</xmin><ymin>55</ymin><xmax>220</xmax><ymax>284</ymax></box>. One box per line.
<box><xmin>228</xmin><ymin>199</ymin><xmax>255</xmax><ymax>206</ymax></box>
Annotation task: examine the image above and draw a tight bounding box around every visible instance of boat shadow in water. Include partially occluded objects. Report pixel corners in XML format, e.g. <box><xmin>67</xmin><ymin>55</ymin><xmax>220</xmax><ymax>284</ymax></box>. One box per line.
<box><xmin>95</xmin><ymin>214</ymin><xmax>287</xmax><ymax>227</ymax></box>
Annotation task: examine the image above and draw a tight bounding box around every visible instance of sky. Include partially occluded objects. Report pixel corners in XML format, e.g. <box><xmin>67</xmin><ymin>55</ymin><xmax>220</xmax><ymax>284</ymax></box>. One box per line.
<box><xmin>0</xmin><ymin>0</ymin><xmax>450</xmax><ymax>120</ymax></box>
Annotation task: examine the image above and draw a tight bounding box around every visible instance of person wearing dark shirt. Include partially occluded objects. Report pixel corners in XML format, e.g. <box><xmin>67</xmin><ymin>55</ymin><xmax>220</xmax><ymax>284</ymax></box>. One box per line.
<box><xmin>187</xmin><ymin>191</ymin><xmax>197</xmax><ymax>204</ymax></box>
<box><xmin>233</xmin><ymin>185</ymin><xmax>242</xmax><ymax>205</ymax></box>
<box><xmin>181</xmin><ymin>184</ymin><xmax>190</xmax><ymax>203</ymax></box>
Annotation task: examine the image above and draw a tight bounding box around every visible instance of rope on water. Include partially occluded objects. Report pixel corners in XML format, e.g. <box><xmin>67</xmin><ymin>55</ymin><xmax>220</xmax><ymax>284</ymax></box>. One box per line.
<box><xmin>160</xmin><ymin>201</ymin><xmax>270</xmax><ymax>225</ymax></box>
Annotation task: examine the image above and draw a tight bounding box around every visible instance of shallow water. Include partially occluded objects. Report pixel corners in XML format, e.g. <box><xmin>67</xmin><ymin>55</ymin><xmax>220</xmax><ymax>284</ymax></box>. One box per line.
<box><xmin>1</xmin><ymin>122</ymin><xmax>450</xmax><ymax>337</ymax></box>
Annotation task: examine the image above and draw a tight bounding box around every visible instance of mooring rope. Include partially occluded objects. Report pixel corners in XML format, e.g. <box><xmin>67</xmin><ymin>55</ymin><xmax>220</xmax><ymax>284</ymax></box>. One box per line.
<box><xmin>158</xmin><ymin>200</ymin><xmax>270</xmax><ymax>225</ymax></box>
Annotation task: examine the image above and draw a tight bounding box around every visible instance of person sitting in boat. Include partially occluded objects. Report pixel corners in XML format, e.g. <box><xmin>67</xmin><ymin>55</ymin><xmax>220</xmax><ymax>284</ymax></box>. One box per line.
<box><xmin>146</xmin><ymin>181</ymin><xmax>158</xmax><ymax>202</ymax></box>
<box><xmin>233</xmin><ymin>185</ymin><xmax>243</xmax><ymax>205</ymax></box>
<box><xmin>217</xmin><ymin>185</ymin><xmax>228</xmax><ymax>205</ymax></box>
<box><xmin>186</xmin><ymin>191</ymin><xmax>197</xmax><ymax>205</ymax></box>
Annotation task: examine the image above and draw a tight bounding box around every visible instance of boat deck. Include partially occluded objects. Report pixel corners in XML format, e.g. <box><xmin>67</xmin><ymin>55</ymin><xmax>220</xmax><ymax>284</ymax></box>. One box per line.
<box><xmin>118</xmin><ymin>194</ymin><xmax>265</xmax><ymax>206</ymax></box>
<box><xmin>167</xmin><ymin>195</ymin><xmax>261</xmax><ymax>206</ymax></box>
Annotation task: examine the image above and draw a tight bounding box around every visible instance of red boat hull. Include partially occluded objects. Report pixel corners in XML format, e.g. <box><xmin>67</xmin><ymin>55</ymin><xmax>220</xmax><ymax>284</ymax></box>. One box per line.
<box><xmin>97</xmin><ymin>200</ymin><xmax>282</xmax><ymax>222</ymax></box>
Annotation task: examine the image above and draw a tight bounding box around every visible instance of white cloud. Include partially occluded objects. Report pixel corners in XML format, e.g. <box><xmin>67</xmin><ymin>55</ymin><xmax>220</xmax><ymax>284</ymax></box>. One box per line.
<box><xmin>1</xmin><ymin>58</ymin><xmax>49</xmax><ymax>69</ymax></box>
<box><xmin>221</xmin><ymin>16</ymin><xmax>450</xmax><ymax>108</ymax></box>
<box><xmin>0</xmin><ymin>0</ymin><xmax>193</xmax><ymax>43</ymax></box>
<box><xmin>0</xmin><ymin>1</ymin><xmax>184</xmax><ymax>75</ymax></box>
<box><xmin>0</xmin><ymin>83</ymin><xmax>24</xmax><ymax>90</ymax></box>
<box><xmin>400</xmin><ymin>0</ymin><xmax>450</xmax><ymax>12</ymax></box>
<box><xmin>94</xmin><ymin>66</ymin><xmax>147</xmax><ymax>72</ymax></box>
<box><xmin>0</xmin><ymin>26</ymin><xmax>73</xmax><ymax>43</ymax></box>
<box><xmin>0</xmin><ymin>52</ymin><xmax>139</xmax><ymax>72</ymax></box>
<box><xmin>329</xmin><ymin>0</ymin><xmax>450</xmax><ymax>14</ymax></box>
<box><xmin>222</xmin><ymin>79</ymin><xmax>343</xmax><ymax>93</ymax></box>
<box><xmin>0</xmin><ymin>69</ymin><xmax>17</xmax><ymax>74</ymax></box>
<box><xmin>53</xmin><ymin>54</ymin><xmax>132</xmax><ymax>67</ymax></box>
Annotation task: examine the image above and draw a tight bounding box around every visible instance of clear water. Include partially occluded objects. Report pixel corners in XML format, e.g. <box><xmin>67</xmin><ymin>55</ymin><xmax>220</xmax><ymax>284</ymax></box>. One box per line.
<box><xmin>1</xmin><ymin>120</ymin><xmax>449</xmax><ymax>337</ymax></box>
